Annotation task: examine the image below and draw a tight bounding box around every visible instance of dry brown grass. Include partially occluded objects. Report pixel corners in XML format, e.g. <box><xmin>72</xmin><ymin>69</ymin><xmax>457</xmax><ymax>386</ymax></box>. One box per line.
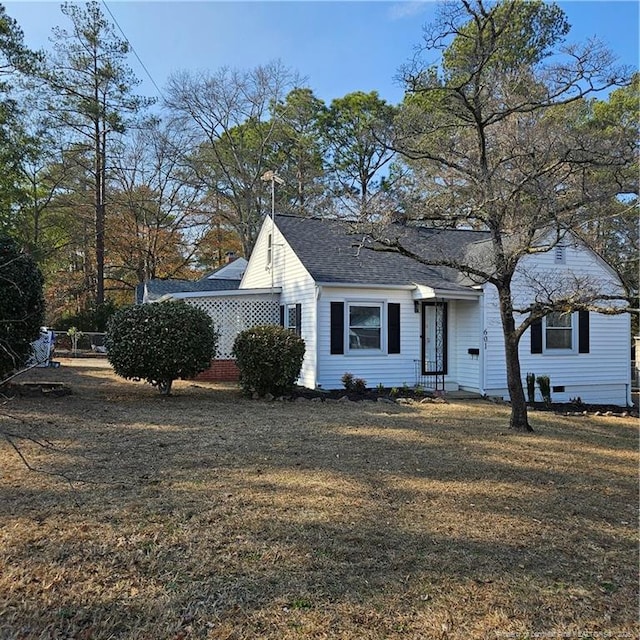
<box><xmin>0</xmin><ymin>359</ymin><xmax>637</xmax><ymax>640</ymax></box>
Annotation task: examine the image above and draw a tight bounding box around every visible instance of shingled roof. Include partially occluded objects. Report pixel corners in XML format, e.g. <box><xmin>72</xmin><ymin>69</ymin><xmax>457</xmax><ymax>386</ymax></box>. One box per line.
<box><xmin>274</xmin><ymin>215</ymin><xmax>490</xmax><ymax>291</ymax></box>
<box><xmin>136</xmin><ymin>277</ymin><xmax>241</xmax><ymax>304</ymax></box>
<box><xmin>136</xmin><ymin>257</ymin><xmax>247</xmax><ymax>304</ymax></box>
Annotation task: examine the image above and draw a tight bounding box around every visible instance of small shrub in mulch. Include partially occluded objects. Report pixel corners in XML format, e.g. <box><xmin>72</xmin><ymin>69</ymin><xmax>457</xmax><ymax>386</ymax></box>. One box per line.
<box><xmin>528</xmin><ymin>401</ymin><xmax>638</xmax><ymax>418</ymax></box>
<box><xmin>283</xmin><ymin>386</ymin><xmax>433</xmax><ymax>403</ymax></box>
<box><xmin>275</xmin><ymin>388</ymin><xmax>638</xmax><ymax>416</ymax></box>
<box><xmin>233</xmin><ymin>325</ymin><xmax>305</xmax><ymax>397</ymax></box>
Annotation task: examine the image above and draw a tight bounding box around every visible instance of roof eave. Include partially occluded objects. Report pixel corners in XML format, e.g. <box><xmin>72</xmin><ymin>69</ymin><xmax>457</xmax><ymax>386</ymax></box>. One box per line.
<box><xmin>315</xmin><ymin>282</ymin><xmax>416</xmax><ymax>290</ymax></box>
<box><xmin>315</xmin><ymin>281</ymin><xmax>481</xmax><ymax>300</ymax></box>
<box><xmin>166</xmin><ymin>287</ymin><xmax>281</xmax><ymax>300</ymax></box>
<box><xmin>412</xmin><ymin>284</ymin><xmax>482</xmax><ymax>301</ymax></box>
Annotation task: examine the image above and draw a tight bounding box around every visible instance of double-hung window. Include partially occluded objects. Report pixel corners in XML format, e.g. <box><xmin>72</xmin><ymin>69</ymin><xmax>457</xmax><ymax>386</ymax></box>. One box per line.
<box><xmin>281</xmin><ymin>303</ymin><xmax>301</xmax><ymax>336</ymax></box>
<box><xmin>545</xmin><ymin>311</ymin><xmax>573</xmax><ymax>351</ymax></box>
<box><xmin>330</xmin><ymin>301</ymin><xmax>401</xmax><ymax>355</ymax></box>
<box><xmin>286</xmin><ymin>304</ymin><xmax>300</xmax><ymax>336</ymax></box>
<box><xmin>348</xmin><ymin>303</ymin><xmax>382</xmax><ymax>351</ymax></box>
<box><xmin>531</xmin><ymin>311</ymin><xmax>589</xmax><ymax>355</ymax></box>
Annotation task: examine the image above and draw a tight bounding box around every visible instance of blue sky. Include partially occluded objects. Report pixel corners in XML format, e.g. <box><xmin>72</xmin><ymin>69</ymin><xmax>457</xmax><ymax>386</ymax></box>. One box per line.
<box><xmin>6</xmin><ymin>1</ymin><xmax>639</xmax><ymax>105</ymax></box>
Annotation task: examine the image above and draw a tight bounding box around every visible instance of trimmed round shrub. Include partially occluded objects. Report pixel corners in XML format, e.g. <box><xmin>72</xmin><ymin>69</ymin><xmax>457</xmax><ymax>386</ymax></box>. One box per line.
<box><xmin>232</xmin><ymin>325</ymin><xmax>305</xmax><ymax>397</ymax></box>
<box><xmin>0</xmin><ymin>235</ymin><xmax>45</xmax><ymax>379</ymax></box>
<box><xmin>106</xmin><ymin>302</ymin><xmax>218</xmax><ymax>395</ymax></box>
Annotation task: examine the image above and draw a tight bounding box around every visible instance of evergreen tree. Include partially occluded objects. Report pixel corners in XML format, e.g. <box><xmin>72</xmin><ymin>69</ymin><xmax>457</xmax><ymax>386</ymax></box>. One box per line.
<box><xmin>41</xmin><ymin>1</ymin><xmax>154</xmax><ymax>306</ymax></box>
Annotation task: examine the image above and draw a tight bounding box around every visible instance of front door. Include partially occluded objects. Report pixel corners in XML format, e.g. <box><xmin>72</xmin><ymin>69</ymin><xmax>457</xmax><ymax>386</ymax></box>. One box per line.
<box><xmin>422</xmin><ymin>301</ymin><xmax>447</xmax><ymax>376</ymax></box>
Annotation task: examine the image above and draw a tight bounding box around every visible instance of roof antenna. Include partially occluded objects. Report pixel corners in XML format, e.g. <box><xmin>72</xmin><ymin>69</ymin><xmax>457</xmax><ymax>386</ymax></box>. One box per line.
<box><xmin>261</xmin><ymin>170</ymin><xmax>285</xmax><ymax>222</ymax></box>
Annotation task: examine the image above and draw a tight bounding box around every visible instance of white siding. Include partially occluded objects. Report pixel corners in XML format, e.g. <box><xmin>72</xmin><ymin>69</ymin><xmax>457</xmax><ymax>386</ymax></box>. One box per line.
<box><xmin>240</xmin><ymin>216</ymin><xmax>279</xmax><ymax>290</ymax></box>
<box><xmin>317</xmin><ymin>287</ymin><xmax>421</xmax><ymax>389</ymax></box>
<box><xmin>241</xmin><ymin>217</ymin><xmax>318</xmax><ymax>388</ymax></box>
<box><xmin>451</xmin><ymin>300</ymin><xmax>482</xmax><ymax>392</ymax></box>
<box><xmin>314</xmin><ymin>289</ymin><xmax>484</xmax><ymax>391</ymax></box>
<box><xmin>482</xmin><ymin>241</ymin><xmax>631</xmax><ymax>405</ymax></box>
<box><xmin>482</xmin><ymin>284</ymin><xmax>508</xmax><ymax>394</ymax></box>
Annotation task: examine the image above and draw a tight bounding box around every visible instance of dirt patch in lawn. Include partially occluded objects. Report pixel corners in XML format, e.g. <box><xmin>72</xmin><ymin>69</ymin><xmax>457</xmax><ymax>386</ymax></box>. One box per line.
<box><xmin>1</xmin><ymin>359</ymin><xmax>638</xmax><ymax>639</ymax></box>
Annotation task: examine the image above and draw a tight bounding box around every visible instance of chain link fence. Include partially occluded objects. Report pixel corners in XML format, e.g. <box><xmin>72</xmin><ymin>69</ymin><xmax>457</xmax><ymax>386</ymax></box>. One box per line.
<box><xmin>53</xmin><ymin>331</ymin><xmax>107</xmax><ymax>357</ymax></box>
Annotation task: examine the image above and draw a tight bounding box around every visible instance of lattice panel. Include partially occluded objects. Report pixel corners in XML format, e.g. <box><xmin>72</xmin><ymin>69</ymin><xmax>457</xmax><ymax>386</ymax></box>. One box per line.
<box><xmin>186</xmin><ymin>296</ymin><xmax>280</xmax><ymax>358</ymax></box>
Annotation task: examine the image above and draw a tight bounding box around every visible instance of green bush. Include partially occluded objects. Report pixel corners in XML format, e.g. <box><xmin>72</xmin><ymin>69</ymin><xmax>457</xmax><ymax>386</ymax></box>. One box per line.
<box><xmin>526</xmin><ymin>372</ymin><xmax>536</xmax><ymax>403</ymax></box>
<box><xmin>56</xmin><ymin>300</ymin><xmax>118</xmax><ymax>332</ymax></box>
<box><xmin>341</xmin><ymin>372</ymin><xmax>355</xmax><ymax>391</ymax></box>
<box><xmin>232</xmin><ymin>325</ymin><xmax>305</xmax><ymax>397</ymax></box>
<box><xmin>536</xmin><ymin>375</ymin><xmax>551</xmax><ymax>407</ymax></box>
<box><xmin>353</xmin><ymin>377</ymin><xmax>367</xmax><ymax>393</ymax></box>
<box><xmin>0</xmin><ymin>236</ymin><xmax>45</xmax><ymax>379</ymax></box>
<box><xmin>106</xmin><ymin>302</ymin><xmax>217</xmax><ymax>395</ymax></box>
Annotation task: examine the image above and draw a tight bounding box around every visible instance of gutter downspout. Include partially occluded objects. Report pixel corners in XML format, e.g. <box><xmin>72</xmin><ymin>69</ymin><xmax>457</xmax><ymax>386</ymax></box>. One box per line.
<box><xmin>479</xmin><ymin>286</ymin><xmax>486</xmax><ymax>397</ymax></box>
<box><xmin>315</xmin><ymin>284</ymin><xmax>322</xmax><ymax>388</ymax></box>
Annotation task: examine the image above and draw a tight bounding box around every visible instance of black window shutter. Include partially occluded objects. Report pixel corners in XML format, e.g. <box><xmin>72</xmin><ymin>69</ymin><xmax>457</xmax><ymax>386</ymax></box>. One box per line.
<box><xmin>531</xmin><ymin>319</ymin><xmax>542</xmax><ymax>354</ymax></box>
<box><xmin>279</xmin><ymin>305</ymin><xmax>285</xmax><ymax>327</ymax></box>
<box><xmin>388</xmin><ymin>303</ymin><xmax>401</xmax><ymax>354</ymax></box>
<box><xmin>330</xmin><ymin>302</ymin><xmax>344</xmax><ymax>354</ymax></box>
<box><xmin>295</xmin><ymin>303</ymin><xmax>302</xmax><ymax>337</ymax></box>
<box><xmin>578</xmin><ymin>310</ymin><xmax>590</xmax><ymax>353</ymax></box>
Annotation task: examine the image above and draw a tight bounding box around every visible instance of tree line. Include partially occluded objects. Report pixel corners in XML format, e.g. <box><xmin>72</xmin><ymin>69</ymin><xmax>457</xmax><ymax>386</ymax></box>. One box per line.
<box><xmin>0</xmin><ymin>1</ymin><xmax>403</xmax><ymax>327</ymax></box>
<box><xmin>0</xmin><ymin>0</ymin><xmax>637</xmax><ymax>430</ymax></box>
<box><xmin>0</xmin><ymin>1</ymin><xmax>637</xmax><ymax>324</ymax></box>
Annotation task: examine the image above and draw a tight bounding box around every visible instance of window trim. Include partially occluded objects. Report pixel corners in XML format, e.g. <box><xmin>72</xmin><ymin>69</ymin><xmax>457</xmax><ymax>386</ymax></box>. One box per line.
<box><xmin>286</xmin><ymin>304</ymin><xmax>297</xmax><ymax>331</ymax></box>
<box><xmin>543</xmin><ymin>311</ymin><xmax>576</xmax><ymax>354</ymax></box>
<box><xmin>346</xmin><ymin>301</ymin><xmax>384</xmax><ymax>354</ymax></box>
<box><xmin>285</xmin><ymin>303</ymin><xmax>301</xmax><ymax>336</ymax></box>
<box><xmin>266</xmin><ymin>233</ymin><xmax>273</xmax><ymax>265</ymax></box>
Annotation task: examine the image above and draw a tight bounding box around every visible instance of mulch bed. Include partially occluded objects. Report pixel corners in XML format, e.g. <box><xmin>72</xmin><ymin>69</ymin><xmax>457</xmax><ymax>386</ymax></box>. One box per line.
<box><xmin>281</xmin><ymin>386</ymin><xmax>639</xmax><ymax>417</ymax></box>
<box><xmin>527</xmin><ymin>401</ymin><xmax>637</xmax><ymax>418</ymax></box>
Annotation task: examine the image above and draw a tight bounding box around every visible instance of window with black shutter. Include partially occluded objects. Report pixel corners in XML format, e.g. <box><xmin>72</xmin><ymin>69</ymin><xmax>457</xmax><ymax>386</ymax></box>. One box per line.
<box><xmin>330</xmin><ymin>302</ymin><xmax>344</xmax><ymax>354</ymax></box>
<box><xmin>578</xmin><ymin>311</ymin><xmax>589</xmax><ymax>353</ymax></box>
<box><xmin>531</xmin><ymin>311</ymin><xmax>590</xmax><ymax>354</ymax></box>
<box><xmin>388</xmin><ymin>303</ymin><xmax>401</xmax><ymax>354</ymax></box>
<box><xmin>531</xmin><ymin>319</ymin><xmax>543</xmax><ymax>354</ymax></box>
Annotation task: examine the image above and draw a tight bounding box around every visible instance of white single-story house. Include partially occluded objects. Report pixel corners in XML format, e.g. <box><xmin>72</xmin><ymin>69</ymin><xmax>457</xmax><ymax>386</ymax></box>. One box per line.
<box><xmin>151</xmin><ymin>214</ymin><xmax>632</xmax><ymax>405</ymax></box>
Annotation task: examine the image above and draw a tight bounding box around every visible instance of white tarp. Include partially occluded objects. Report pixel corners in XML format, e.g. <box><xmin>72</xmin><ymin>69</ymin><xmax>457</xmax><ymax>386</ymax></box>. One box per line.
<box><xmin>28</xmin><ymin>328</ymin><xmax>55</xmax><ymax>367</ymax></box>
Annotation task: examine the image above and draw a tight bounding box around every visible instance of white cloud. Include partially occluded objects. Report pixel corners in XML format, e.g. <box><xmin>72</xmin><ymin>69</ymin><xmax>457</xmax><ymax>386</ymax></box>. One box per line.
<box><xmin>388</xmin><ymin>1</ymin><xmax>432</xmax><ymax>21</ymax></box>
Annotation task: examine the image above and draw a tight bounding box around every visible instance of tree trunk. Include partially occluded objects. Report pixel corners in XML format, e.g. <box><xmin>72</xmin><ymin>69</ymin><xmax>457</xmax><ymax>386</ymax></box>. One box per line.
<box><xmin>95</xmin><ymin>199</ymin><xmax>105</xmax><ymax>306</ymax></box>
<box><xmin>95</xmin><ymin>127</ymin><xmax>107</xmax><ymax>307</ymax></box>
<box><xmin>497</xmin><ymin>287</ymin><xmax>533</xmax><ymax>432</ymax></box>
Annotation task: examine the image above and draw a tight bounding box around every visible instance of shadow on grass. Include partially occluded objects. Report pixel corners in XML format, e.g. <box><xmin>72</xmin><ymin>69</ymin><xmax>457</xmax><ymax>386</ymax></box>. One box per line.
<box><xmin>1</xmin><ymin>363</ymin><xmax>638</xmax><ymax>638</ymax></box>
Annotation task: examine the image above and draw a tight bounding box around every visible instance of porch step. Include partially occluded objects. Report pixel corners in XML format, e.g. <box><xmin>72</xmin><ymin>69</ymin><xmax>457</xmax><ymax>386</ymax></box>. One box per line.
<box><xmin>442</xmin><ymin>390</ymin><xmax>484</xmax><ymax>400</ymax></box>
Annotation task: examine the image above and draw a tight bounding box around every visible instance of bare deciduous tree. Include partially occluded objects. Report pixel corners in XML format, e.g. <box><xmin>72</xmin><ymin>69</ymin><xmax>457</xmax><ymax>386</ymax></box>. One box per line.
<box><xmin>371</xmin><ymin>0</ymin><xmax>635</xmax><ymax>431</ymax></box>
<box><xmin>164</xmin><ymin>61</ymin><xmax>299</xmax><ymax>257</ymax></box>
<box><xmin>107</xmin><ymin>122</ymin><xmax>208</xmax><ymax>297</ymax></box>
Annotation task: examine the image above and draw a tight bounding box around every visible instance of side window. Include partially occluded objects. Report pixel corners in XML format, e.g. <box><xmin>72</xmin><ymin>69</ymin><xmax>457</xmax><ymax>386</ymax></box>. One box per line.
<box><xmin>545</xmin><ymin>311</ymin><xmax>573</xmax><ymax>350</ymax></box>
<box><xmin>348</xmin><ymin>303</ymin><xmax>382</xmax><ymax>351</ymax></box>
<box><xmin>531</xmin><ymin>311</ymin><xmax>589</xmax><ymax>355</ymax></box>
<box><xmin>266</xmin><ymin>233</ymin><xmax>272</xmax><ymax>265</ymax></box>
<box><xmin>287</xmin><ymin>305</ymin><xmax>296</xmax><ymax>331</ymax></box>
<box><xmin>286</xmin><ymin>303</ymin><xmax>301</xmax><ymax>336</ymax></box>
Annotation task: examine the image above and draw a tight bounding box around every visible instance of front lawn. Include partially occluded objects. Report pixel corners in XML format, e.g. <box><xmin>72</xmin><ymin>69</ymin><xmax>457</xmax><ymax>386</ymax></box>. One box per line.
<box><xmin>1</xmin><ymin>360</ymin><xmax>637</xmax><ymax>639</ymax></box>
